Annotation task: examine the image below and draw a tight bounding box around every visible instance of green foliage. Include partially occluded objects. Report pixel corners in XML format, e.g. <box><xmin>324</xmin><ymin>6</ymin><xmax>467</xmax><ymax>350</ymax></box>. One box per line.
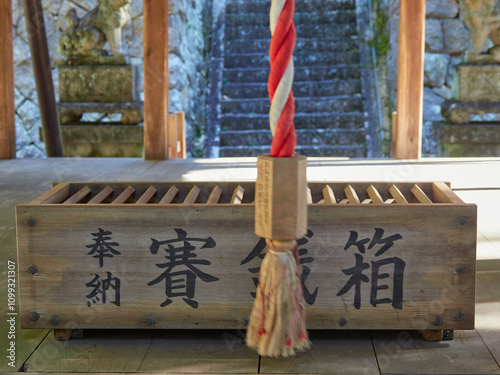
<box><xmin>369</xmin><ymin>6</ymin><xmax>390</xmax><ymax>60</ymax></box>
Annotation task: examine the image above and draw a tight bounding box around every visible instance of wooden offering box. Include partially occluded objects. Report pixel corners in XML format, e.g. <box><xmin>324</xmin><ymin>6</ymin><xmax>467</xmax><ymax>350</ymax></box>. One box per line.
<box><xmin>17</xmin><ymin>181</ymin><xmax>476</xmax><ymax>334</ymax></box>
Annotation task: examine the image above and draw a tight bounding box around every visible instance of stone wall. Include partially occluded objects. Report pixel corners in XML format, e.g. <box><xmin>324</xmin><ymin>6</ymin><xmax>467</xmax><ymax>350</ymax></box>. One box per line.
<box><xmin>386</xmin><ymin>0</ymin><xmax>470</xmax><ymax>156</ymax></box>
<box><xmin>12</xmin><ymin>0</ymin><xmax>212</xmax><ymax>158</ymax></box>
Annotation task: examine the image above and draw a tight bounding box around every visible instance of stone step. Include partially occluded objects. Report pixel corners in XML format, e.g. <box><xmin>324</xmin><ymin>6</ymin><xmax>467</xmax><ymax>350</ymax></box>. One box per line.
<box><xmin>221</xmin><ymin>112</ymin><xmax>365</xmax><ymax>130</ymax></box>
<box><xmin>225</xmin><ymin>37</ymin><xmax>359</xmax><ymax>54</ymax></box>
<box><xmin>223</xmin><ymin>65</ymin><xmax>361</xmax><ymax>83</ymax></box>
<box><xmin>222</xmin><ymin>79</ymin><xmax>361</xmax><ymax>99</ymax></box>
<box><xmin>219</xmin><ymin>144</ymin><xmax>365</xmax><ymax>157</ymax></box>
<box><xmin>225</xmin><ymin>0</ymin><xmax>356</xmax><ymax>14</ymax></box>
<box><xmin>221</xmin><ymin>96</ymin><xmax>363</xmax><ymax>114</ymax></box>
<box><xmin>225</xmin><ymin>10</ymin><xmax>356</xmax><ymax>26</ymax></box>
<box><xmin>225</xmin><ymin>22</ymin><xmax>356</xmax><ymax>40</ymax></box>
<box><xmin>219</xmin><ymin>128</ymin><xmax>365</xmax><ymax>147</ymax></box>
<box><xmin>41</xmin><ymin>125</ymin><xmax>143</xmax><ymax>157</ymax></box>
<box><xmin>224</xmin><ymin>50</ymin><xmax>359</xmax><ymax>69</ymax></box>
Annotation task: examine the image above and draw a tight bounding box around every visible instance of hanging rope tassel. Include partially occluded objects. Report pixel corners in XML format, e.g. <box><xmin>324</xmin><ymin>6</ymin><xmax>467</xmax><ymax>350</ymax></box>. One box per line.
<box><xmin>246</xmin><ymin>240</ymin><xmax>310</xmax><ymax>357</ymax></box>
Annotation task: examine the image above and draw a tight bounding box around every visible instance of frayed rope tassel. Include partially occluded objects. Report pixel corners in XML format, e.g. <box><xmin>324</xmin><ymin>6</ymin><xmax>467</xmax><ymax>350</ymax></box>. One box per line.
<box><xmin>246</xmin><ymin>239</ymin><xmax>310</xmax><ymax>357</ymax></box>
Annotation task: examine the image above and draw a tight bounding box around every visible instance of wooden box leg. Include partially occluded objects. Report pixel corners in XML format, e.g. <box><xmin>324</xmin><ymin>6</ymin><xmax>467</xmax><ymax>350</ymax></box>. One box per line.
<box><xmin>54</xmin><ymin>329</ymin><xmax>72</xmax><ymax>341</ymax></box>
<box><xmin>54</xmin><ymin>329</ymin><xmax>85</xmax><ymax>341</ymax></box>
<box><xmin>421</xmin><ymin>330</ymin><xmax>442</xmax><ymax>341</ymax></box>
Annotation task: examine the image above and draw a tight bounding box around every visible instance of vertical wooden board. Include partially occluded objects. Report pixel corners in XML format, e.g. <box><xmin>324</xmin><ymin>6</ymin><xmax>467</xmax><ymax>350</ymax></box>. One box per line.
<box><xmin>139</xmin><ymin>330</ymin><xmax>259</xmax><ymax>373</ymax></box>
<box><xmin>0</xmin><ymin>0</ymin><xmax>15</xmax><ymax>159</ymax></box>
<box><xmin>168</xmin><ymin>115</ymin><xmax>177</xmax><ymax>159</ymax></box>
<box><xmin>395</xmin><ymin>0</ymin><xmax>425</xmax><ymax>159</ymax></box>
<box><xmin>143</xmin><ymin>0</ymin><xmax>169</xmax><ymax>160</ymax></box>
<box><xmin>16</xmin><ymin>204</ymin><xmax>476</xmax><ymax>331</ymax></box>
<box><xmin>175</xmin><ymin>111</ymin><xmax>187</xmax><ymax>159</ymax></box>
<box><xmin>24</xmin><ymin>330</ymin><xmax>154</xmax><ymax>373</ymax></box>
<box><xmin>371</xmin><ymin>330</ymin><xmax>500</xmax><ymax>374</ymax></box>
<box><xmin>0</xmin><ymin>227</ymin><xmax>50</xmax><ymax>373</ymax></box>
<box><xmin>260</xmin><ymin>331</ymin><xmax>379</xmax><ymax>374</ymax></box>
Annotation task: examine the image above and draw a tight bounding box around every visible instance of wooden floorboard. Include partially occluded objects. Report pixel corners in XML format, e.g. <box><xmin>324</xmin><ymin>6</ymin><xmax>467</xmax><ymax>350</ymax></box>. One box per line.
<box><xmin>138</xmin><ymin>330</ymin><xmax>259</xmax><ymax>373</ymax></box>
<box><xmin>25</xmin><ymin>330</ymin><xmax>155</xmax><ymax>373</ymax></box>
<box><xmin>259</xmin><ymin>330</ymin><xmax>379</xmax><ymax>374</ymax></box>
<box><xmin>476</xmin><ymin>272</ymin><xmax>500</xmax><ymax>368</ymax></box>
<box><xmin>371</xmin><ymin>329</ymin><xmax>500</xmax><ymax>374</ymax></box>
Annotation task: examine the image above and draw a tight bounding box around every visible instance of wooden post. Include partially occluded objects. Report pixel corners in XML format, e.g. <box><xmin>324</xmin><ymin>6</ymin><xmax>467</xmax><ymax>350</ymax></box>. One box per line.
<box><xmin>168</xmin><ymin>115</ymin><xmax>177</xmax><ymax>159</ymax></box>
<box><xmin>143</xmin><ymin>0</ymin><xmax>169</xmax><ymax>160</ymax></box>
<box><xmin>395</xmin><ymin>0</ymin><xmax>426</xmax><ymax>159</ymax></box>
<box><xmin>0</xmin><ymin>0</ymin><xmax>15</xmax><ymax>159</ymax></box>
<box><xmin>175</xmin><ymin>111</ymin><xmax>186</xmax><ymax>159</ymax></box>
<box><xmin>23</xmin><ymin>0</ymin><xmax>64</xmax><ymax>157</ymax></box>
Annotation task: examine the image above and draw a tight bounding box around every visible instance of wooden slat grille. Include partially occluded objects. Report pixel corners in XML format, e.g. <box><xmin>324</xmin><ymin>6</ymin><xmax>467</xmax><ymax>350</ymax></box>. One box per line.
<box><xmin>34</xmin><ymin>182</ymin><xmax>467</xmax><ymax>206</ymax></box>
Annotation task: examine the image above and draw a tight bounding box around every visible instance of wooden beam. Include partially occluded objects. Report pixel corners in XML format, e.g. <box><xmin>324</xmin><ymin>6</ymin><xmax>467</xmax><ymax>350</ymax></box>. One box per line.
<box><xmin>23</xmin><ymin>0</ymin><xmax>64</xmax><ymax>157</ymax></box>
<box><xmin>143</xmin><ymin>0</ymin><xmax>169</xmax><ymax>160</ymax></box>
<box><xmin>395</xmin><ymin>0</ymin><xmax>426</xmax><ymax>159</ymax></box>
<box><xmin>0</xmin><ymin>0</ymin><xmax>15</xmax><ymax>159</ymax></box>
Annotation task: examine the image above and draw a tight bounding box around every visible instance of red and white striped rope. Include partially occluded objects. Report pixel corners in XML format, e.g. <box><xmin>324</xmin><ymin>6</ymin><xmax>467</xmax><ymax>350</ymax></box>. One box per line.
<box><xmin>268</xmin><ymin>0</ymin><xmax>296</xmax><ymax>157</ymax></box>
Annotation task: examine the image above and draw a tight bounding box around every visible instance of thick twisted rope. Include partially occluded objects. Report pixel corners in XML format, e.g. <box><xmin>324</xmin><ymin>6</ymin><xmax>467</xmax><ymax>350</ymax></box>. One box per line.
<box><xmin>269</xmin><ymin>0</ymin><xmax>296</xmax><ymax>158</ymax></box>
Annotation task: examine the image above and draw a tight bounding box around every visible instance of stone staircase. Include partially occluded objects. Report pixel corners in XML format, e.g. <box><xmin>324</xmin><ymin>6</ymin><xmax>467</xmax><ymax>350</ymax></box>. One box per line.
<box><xmin>219</xmin><ymin>0</ymin><xmax>366</xmax><ymax>157</ymax></box>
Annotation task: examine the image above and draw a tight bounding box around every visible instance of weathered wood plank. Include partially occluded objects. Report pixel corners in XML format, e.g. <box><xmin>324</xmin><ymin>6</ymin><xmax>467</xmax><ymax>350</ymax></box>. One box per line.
<box><xmin>184</xmin><ymin>185</ymin><xmax>201</xmax><ymax>204</ymax></box>
<box><xmin>367</xmin><ymin>185</ymin><xmax>384</xmax><ymax>205</ymax></box>
<box><xmin>231</xmin><ymin>185</ymin><xmax>244</xmax><ymax>204</ymax></box>
<box><xmin>260</xmin><ymin>331</ymin><xmax>379</xmax><ymax>374</ymax></box>
<box><xmin>0</xmin><ymin>0</ymin><xmax>15</xmax><ymax>159</ymax></box>
<box><xmin>159</xmin><ymin>185</ymin><xmax>179</xmax><ymax>204</ymax></box>
<box><xmin>344</xmin><ymin>185</ymin><xmax>360</xmax><ymax>204</ymax></box>
<box><xmin>143</xmin><ymin>0</ymin><xmax>169</xmax><ymax>160</ymax></box>
<box><xmin>29</xmin><ymin>183</ymin><xmax>70</xmax><ymax>204</ymax></box>
<box><xmin>168</xmin><ymin>114</ymin><xmax>177</xmax><ymax>159</ymax></box>
<box><xmin>433</xmin><ymin>182</ymin><xmax>464</xmax><ymax>204</ymax></box>
<box><xmin>0</xmin><ymin>227</ymin><xmax>50</xmax><ymax>373</ymax></box>
<box><xmin>389</xmin><ymin>185</ymin><xmax>409</xmax><ymax>204</ymax></box>
<box><xmin>139</xmin><ymin>330</ymin><xmax>259</xmax><ymax>373</ymax></box>
<box><xmin>175</xmin><ymin>111</ymin><xmax>187</xmax><ymax>159</ymax></box>
<box><xmin>111</xmin><ymin>185</ymin><xmax>135</xmax><ymax>204</ymax></box>
<box><xmin>322</xmin><ymin>185</ymin><xmax>336</xmax><ymax>204</ymax></box>
<box><xmin>16</xmin><ymin>203</ymin><xmax>476</xmax><ymax>331</ymax></box>
<box><xmin>395</xmin><ymin>0</ymin><xmax>425</xmax><ymax>159</ymax></box>
<box><xmin>371</xmin><ymin>330</ymin><xmax>500</xmax><ymax>374</ymax></box>
<box><xmin>207</xmin><ymin>185</ymin><xmax>223</xmax><ymax>204</ymax></box>
<box><xmin>306</xmin><ymin>187</ymin><xmax>313</xmax><ymax>204</ymax></box>
<box><xmin>62</xmin><ymin>186</ymin><xmax>91</xmax><ymax>204</ymax></box>
<box><xmin>24</xmin><ymin>330</ymin><xmax>154</xmax><ymax>373</ymax></box>
<box><xmin>88</xmin><ymin>186</ymin><xmax>114</xmax><ymax>204</ymax></box>
<box><xmin>136</xmin><ymin>186</ymin><xmax>157</xmax><ymax>204</ymax></box>
<box><xmin>411</xmin><ymin>184</ymin><xmax>432</xmax><ymax>204</ymax></box>
<box><xmin>476</xmin><ymin>271</ymin><xmax>500</xmax><ymax>366</ymax></box>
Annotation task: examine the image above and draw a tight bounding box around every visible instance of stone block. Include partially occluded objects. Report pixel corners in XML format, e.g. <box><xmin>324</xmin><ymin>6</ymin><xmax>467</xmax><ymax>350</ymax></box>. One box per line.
<box><xmin>424</xmin><ymin>53</ymin><xmax>450</xmax><ymax>88</ymax></box>
<box><xmin>57</xmin><ymin>102</ymin><xmax>143</xmax><ymax>125</ymax></box>
<box><xmin>426</xmin><ymin>0</ymin><xmax>458</xmax><ymax>18</ymax></box>
<box><xmin>424</xmin><ymin>87</ymin><xmax>446</xmax><ymax>121</ymax></box>
<box><xmin>442</xmin><ymin>124</ymin><xmax>500</xmax><ymax>156</ymax></box>
<box><xmin>58</xmin><ymin>65</ymin><xmax>139</xmax><ymax>103</ymax></box>
<box><xmin>458</xmin><ymin>65</ymin><xmax>500</xmax><ymax>101</ymax></box>
<box><xmin>442</xmin><ymin>100</ymin><xmax>500</xmax><ymax>124</ymax></box>
<box><xmin>41</xmin><ymin>125</ymin><xmax>144</xmax><ymax>157</ymax></box>
<box><xmin>443</xmin><ymin>19</ymin><xmax>470</xmax><ymax>54</ymax></box>
<box><xmin>425</xmin><ymin>19</ymin><xmax>444</xmax><ymax>52</ymax></box>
